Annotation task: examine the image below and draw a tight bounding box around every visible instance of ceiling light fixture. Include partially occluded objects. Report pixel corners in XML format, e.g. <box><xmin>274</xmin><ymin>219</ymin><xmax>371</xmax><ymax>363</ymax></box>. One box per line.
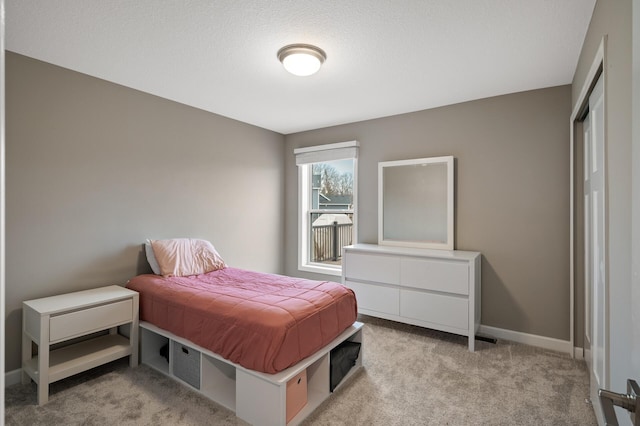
<box><xmin>277</xmin><ymin>44</ymin><xmax>326</xmax><ymax>77</ymax></box>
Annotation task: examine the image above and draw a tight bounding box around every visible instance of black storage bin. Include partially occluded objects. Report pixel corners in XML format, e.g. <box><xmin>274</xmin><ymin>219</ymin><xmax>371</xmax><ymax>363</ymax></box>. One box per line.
<box><xmin>330</xmin><ymin>341</ymin><xmax>361</xmax><ymax>392</ymax></box>
<box><xmin>160</xmin><ymin>342</ymin><xmax>170</xmax><ymax>363</ymax></box>
<box><xmin>172</xmin><ymin>342</ymin><xmax>201</xmax><ymax>389</ymax></box>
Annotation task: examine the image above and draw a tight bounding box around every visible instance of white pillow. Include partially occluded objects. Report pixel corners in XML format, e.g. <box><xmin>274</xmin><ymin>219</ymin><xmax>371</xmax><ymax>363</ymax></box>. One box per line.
<box><xmin>149</xmin><ymin>238</ymin><xmax>226</xmax><ymax>277</ymax></box>
<box><xmin>145</xmin><ymin>239</ymin><xmax>162</xmax><ymax>275</ymax></box>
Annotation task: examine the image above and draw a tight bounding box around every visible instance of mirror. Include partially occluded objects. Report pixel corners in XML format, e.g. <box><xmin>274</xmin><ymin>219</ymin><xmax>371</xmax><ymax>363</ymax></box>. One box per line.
<box><xmin>378</xmin><ymin>156</ymin><xmax>454</xmax><ymax>250</ymax></box>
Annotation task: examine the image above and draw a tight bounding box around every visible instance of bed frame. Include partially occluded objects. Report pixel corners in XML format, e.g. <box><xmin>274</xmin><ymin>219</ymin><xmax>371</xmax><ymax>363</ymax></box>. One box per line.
<box><xmin>138</xmin><ymin>321</ymin><xmax>364</xmax><ymax>426</ymax></box>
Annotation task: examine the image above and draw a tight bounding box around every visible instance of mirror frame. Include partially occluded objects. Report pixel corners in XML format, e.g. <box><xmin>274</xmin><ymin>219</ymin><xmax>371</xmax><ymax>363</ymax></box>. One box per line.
<box><xmin>378</xmin><ymin>156</ymin><xmax>454</xmax><ymax>250</ymax></box>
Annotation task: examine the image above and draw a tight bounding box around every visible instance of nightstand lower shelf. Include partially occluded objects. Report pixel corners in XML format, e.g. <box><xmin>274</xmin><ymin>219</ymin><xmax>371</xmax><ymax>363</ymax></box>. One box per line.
<box><xmin>23</xmin><ymin>334</ymin><xmax>132</xmax><ymax>383</ymax></box>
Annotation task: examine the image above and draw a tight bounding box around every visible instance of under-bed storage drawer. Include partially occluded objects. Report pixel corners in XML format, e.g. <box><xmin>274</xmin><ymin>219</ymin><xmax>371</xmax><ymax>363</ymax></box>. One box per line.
<box><xmin>400</xmin><ymin>289</ymin><xmax>468</xmax><ymax>331</ymax></box>
<box><xmin>286</xmin><ymin>369</ymin><xmax>308</xmax><ymax>423</ymax></box>
<box><xmin>49</xmin><ymin>299</ymin><xmax>133</xmax><ymax>343</ymax></box>
<box><xmin>173</xmin><ymin>342</ymin><xmax>201</xmax><ymax>389</ymax></box>
<box><xmin>344</xmin><ymin>280</ymin><xmax>399</xmax><ymax>315</ymax></box>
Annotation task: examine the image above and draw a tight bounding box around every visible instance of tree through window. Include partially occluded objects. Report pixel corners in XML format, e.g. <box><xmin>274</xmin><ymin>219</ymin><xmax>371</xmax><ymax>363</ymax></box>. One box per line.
<box><xmin>310</xmin><ymin>159</ymin><xmax>354</xmax><ymax>265</ymax></box>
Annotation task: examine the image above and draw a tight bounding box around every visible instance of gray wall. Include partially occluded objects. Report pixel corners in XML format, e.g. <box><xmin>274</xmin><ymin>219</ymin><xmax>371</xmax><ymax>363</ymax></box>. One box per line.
<box><xmin>5</xmin><ymin>52</ymin><xmax>285</xmax><ymax>372</ymax></box>
<box><xmin>572</xmin><ymin>0</ymin><xmax>634</xmax><ymax>394</ymax></box>
<box><xmin>284</xmin><ymin>86</ymin><xmax>572</xmax><ymax>341</ymax></box>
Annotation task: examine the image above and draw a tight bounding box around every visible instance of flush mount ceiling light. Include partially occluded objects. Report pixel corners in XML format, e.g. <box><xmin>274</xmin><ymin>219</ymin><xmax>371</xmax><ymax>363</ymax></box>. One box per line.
<box><xmin>277</xmin><ymin>44</ymin><xmax>326</xmax><ymax>76</ymax></box>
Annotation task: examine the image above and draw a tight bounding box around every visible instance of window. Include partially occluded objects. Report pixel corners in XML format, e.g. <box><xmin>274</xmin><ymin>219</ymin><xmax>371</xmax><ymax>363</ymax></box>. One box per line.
<box><xmin>295</xmin><ymin>141</ymin><xmax>358</xmax><ymax>276</ymax></box>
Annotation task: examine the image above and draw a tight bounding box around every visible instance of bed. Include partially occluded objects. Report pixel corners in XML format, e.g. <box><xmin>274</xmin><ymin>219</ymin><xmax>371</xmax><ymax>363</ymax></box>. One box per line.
<box><xmin>127</xmin><ymin>266</ymin><xmax>358</xmax><ymax>373</ymax></box>
<box><xmin>127</xmin><ymin>238</ymin><xmax>362</xmax><ymax>425</ymax></box>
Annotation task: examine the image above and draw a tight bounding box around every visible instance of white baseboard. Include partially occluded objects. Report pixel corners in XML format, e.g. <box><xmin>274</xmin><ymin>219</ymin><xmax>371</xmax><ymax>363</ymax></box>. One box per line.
<box><xmin>5</xmin><ymin>368</ymin><xmax>22</xmax><ymax>387</ymax></box>
<box><xmin>478</xmin><ymin>325</ymin><xmax>573</xmax><ymax>355</ymax></box>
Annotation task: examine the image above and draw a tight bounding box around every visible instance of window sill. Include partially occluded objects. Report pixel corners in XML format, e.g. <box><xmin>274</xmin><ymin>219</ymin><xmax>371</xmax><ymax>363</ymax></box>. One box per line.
<box><xmin>298</xmin><ymin>263</ymin><xmax>342</xmax><ymax>277</ymax></box>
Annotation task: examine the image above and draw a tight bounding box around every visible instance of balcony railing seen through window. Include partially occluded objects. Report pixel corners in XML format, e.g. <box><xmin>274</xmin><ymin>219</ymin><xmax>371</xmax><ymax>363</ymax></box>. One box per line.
<box><xmin>309</xmin><ymin>212</ymin><xmax>353</xmax><ymax>265</ymax></box>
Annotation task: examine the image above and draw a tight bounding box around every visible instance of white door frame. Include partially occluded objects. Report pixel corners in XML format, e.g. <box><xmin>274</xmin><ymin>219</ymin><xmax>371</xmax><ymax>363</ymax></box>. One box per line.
<box><xmin>632</xmin><ymin>0</ymin><xmax>640</xmax><ymax>386</ymax></box>
<box><xmin>569</xmin><ymin>36</ymin><xmax>607</xmax><ymax>424</ymax></box>
<box><xmin>0</xmin><ymin>0</ymin><xmax>6</xmax><ymax>411</ymax></box>
<box><xmin>570</xmin><ymin>36</ymin><xmax>607</xmax><ymax>359</ymax></box>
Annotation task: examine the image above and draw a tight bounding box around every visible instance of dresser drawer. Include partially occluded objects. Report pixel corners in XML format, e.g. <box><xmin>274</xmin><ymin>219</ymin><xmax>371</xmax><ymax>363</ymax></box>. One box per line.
<box><xmin>345</xmin><ymin>280</ymin><xmax>399</xmax><ymax>315</ymax></box>
<box><xmin>49</xmin><ymin>299</ymin><xmax>133</xmax><ymax>343</ymax></box>
<box><xmin>400</xmin><ymin>289</ymin><xmax>468</xmax><ymax>331</ymax></box>
<box><xmin>401</xmin><ymin>258</ymin><xmax>469</xmax><ymax>295</ymax></box>
<box><xmin>344</xmin><ymin>252</ymin><xmax>400</xmax><ymax>284</ymax></box>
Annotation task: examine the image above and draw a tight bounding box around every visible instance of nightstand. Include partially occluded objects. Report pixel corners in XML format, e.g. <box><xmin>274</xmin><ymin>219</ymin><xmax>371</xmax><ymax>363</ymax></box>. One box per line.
<box><xmin>21</xmin><ymin>285</ymin><xmax>139</xmax><ymax>405</ymax></box>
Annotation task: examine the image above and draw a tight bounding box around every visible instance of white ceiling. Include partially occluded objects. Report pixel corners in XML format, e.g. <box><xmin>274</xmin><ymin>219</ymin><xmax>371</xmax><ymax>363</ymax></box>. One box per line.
<box><xmin>6</xmin><ymin>1</ymin><xmax>596</xmax><ymax>135</ymax></box>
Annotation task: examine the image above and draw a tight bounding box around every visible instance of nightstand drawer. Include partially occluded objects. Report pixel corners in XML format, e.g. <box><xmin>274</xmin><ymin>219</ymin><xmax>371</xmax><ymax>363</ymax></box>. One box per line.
<box><xmin>49</xmin><ymin>299</ymin><xmax>133</xmax><ymax>343</ymax></box>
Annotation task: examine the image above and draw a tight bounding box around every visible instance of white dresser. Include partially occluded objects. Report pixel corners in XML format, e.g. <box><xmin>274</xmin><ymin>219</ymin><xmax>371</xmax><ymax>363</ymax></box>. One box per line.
<box><xmin>22</xmin><ymin>285</ymin><xmax>139</xmax><ymax>405</ymax></box>
<box><xmin>342</xmin><ymin>244</ymin><xmax>481</xmax><ymax>351</ymax></box>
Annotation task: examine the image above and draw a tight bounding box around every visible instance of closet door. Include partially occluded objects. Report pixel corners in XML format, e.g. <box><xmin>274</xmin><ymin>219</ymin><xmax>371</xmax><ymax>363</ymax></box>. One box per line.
<box><xmin>583</xmin><ymin>108</ymin><xmax>592</xmax><ymax>376</ymax></box>
<box><xmin>583</xmin><ymin>75</ymin><xmax>607</xmax><ymax>421</ymax></box>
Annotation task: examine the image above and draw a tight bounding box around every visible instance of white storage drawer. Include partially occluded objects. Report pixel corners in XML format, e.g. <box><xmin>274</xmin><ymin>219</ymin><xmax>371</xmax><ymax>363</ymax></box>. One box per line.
<box><xmin>49</xmin><ymin>299</ymin><xmax>133</xmax><ymax>343</ymax></box>
<box><xmin>344</xmin><ymin>280</ymin><xmax>399</xmax><ymax>315</ymax></box>
<box><xmin>400</xmin><ymin>289</ymin><xmax>468</xmax><ymax>331</ymax></box>
<box><xmin>344</xmin><ymin>253</ymin><xmax>400</xmax><ymax>284</ymax></box>
<box><xmin>401</xmin><ymin>258</ymin><xmax>469</xmax><ymax>295</ymax></box>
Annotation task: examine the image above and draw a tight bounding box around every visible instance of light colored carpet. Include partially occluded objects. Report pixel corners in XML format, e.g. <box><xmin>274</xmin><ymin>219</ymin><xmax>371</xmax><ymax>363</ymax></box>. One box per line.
<box><xmin>5</xmin><ymin>315</ymin><xmax>597</xmax><ymax>425</ymax></box>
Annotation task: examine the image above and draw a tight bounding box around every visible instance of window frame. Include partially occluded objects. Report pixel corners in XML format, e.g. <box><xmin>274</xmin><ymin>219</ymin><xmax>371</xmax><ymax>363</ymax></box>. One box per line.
<box><xmin>295</xmin><ymin>141</ymin><xmax>358</xmax><ymax>276</ymax></box>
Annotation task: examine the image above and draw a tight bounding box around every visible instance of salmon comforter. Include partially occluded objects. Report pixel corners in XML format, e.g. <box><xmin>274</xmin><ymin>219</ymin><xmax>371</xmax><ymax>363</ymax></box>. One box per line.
<box><xmin>127</xmin><ymin>267</ymin><xmax>358</xmax><ymax>374</ymax></box>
